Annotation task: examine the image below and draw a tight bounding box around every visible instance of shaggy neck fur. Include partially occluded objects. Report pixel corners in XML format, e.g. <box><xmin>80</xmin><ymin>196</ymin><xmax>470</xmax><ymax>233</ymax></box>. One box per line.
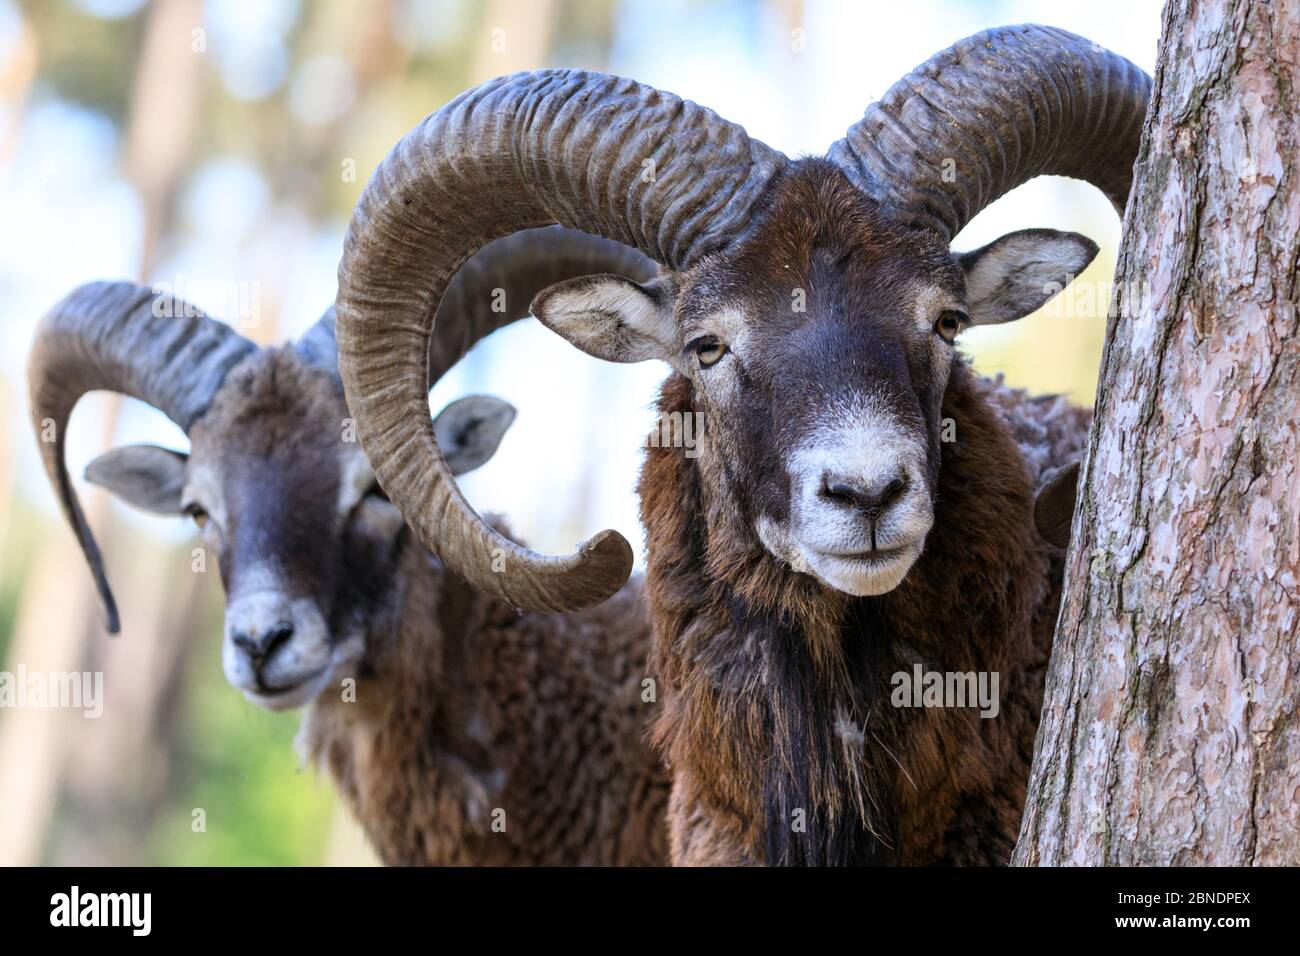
<box><xmin>299</xmin><ymin>530</ymin><xmax>670</xmax><ymax>868</ymax></box>
<box><xmin>298</xmin><ymin>534</ymin><xmax>669</xmax><ymax>866</ymax></box>
<box><xmin>643</xmin><ymin>360</ymin><xmax>1060</xmax><ymax>866</ymax></box>
<box><xmin>299</xmin><ymin>538</ymin><xmax>518</xmax><ymax>863</ymax></box>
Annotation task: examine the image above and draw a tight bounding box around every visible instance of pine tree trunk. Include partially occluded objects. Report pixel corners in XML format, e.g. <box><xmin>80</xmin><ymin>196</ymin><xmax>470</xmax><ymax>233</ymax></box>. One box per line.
<box><xmin>1014</xmin><ymin>0</ymin><xmax>1300</xmax><ymax>866</ymax></box>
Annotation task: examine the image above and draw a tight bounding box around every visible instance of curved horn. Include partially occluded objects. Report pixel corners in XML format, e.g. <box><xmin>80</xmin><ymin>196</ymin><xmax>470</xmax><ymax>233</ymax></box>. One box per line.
<box><xmin>27</xmin><ymin>281</ymin><xmax>257</xmax><ymax>633</ymax></box>
<box><xmin>297</xmin><ymin>225</ymin><xmax>658</xmax><ymax>381</ymax></box>
<box><xmin>828</xmin><ymin>24</ymin><xmax>1151</xmax><ymax>240</ymax></box>
<box><xmin>337</xmin><ymin>70</ymin><xmax>786</xmax><ymax>613</ymax></box>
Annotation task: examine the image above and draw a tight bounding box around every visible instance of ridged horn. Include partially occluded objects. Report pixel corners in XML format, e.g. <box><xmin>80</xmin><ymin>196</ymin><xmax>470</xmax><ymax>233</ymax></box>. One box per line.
<box><xmin>828</xmin><ymin>24</ymin><xmax>1152</xmax><ymax>240</ymax></box>
<box><xmin>27</xmin><ymin>281</ymin><xmax>257</xmax><ymax>633</ymax></box>
<box><xmin>337</xmin><ymin>70</ymin><xmax>786</xmax><ymax>613</ymax></box>
<box><xmin>297</xmin><ymin>225</ymin><xmax>658</xmax><ymax>382</ymax></box>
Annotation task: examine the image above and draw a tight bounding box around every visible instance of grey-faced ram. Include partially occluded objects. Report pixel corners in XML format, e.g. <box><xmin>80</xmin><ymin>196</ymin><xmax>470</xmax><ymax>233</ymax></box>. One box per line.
<box><xmin>335</xmin><ymin>25</ymin><xmax>1149</xmax><ymax>865</ymax></box>
<box><xmin>28</xmin><ymin>228</ymin><xmax>669</xmax><ymax>865</ymax></box>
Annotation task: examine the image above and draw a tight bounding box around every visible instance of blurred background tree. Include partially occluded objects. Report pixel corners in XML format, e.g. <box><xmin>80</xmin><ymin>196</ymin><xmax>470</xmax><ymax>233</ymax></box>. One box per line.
<box><xmin>0</xmin><ymin>0</ymin><xmax>1160</xmax><ymax>865</ymax></box>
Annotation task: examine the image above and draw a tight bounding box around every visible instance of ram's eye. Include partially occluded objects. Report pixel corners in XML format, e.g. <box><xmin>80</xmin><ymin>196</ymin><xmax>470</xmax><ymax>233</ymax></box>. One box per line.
<box><xmin>689</xmin><ymin>336</ymin><xmax>728</xmax><ymax>368</ymax></box>
<box><xmin>934</xmin><ymin>309</ymin><xmax>968</xmax><ymax>343</ymax></box>
<box><xmin>182</xmin><ymin>504</ymin><xmax>209</xmax><ymax>529</ymax></box>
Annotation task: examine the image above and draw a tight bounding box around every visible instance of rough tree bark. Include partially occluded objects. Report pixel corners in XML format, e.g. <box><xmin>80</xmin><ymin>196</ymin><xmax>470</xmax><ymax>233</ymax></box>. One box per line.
<box><xmin>1014</xmin><ymin>0</ymin><xmax>1299</xmax><ymax>866</ymax></box>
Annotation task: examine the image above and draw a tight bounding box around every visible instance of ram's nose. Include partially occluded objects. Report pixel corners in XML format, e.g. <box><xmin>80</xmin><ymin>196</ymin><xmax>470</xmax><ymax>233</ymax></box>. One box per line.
<box><xmin>230</xmin><ymin>621</ymin><xmax>294</xmax><ymax>663</ymax></box>
<box><xmin>225</xmin><ymin>589</ymin><xmax>297</xmax><ymax>664</ymax></box>
<box><xmin>820</xmin><ymin>473</ymin><xmax>908</xmax><ymax>521</ymax></box>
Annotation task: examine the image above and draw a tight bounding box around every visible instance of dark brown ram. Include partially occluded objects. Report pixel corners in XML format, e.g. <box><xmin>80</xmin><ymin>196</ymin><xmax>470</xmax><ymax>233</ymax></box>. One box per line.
<box><xmin>28</xmin><ymin>229</ymin><xmax>670</xmax><ymax>865</ymax></box>
<box><xmin>335</xmin><ymin>25</ymin><xmax>1149</xmax><ymax>864</ymax></box>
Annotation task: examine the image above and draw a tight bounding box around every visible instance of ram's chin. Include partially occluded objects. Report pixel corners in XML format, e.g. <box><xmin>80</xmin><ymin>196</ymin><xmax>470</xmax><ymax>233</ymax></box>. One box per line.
<box><xmin>241</xmin><ymin>672</ymin><xmax>330</xmax><ymax>712</ymax></box>
<box><xmin>803</xmin><ymin>541</ymin><xmax>923</xmax><ymax>596</ymax></box>
<box><xmin>756</xmin><ymin>516</ymin><xmax>925</xmax><ymax>596</ymax></box>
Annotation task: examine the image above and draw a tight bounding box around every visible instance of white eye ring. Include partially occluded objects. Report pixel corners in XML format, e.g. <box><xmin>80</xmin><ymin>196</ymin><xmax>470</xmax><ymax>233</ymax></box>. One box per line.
<box><xmin>690</xmin><ymin>336</ymin><xmax>728</xmax><ymax>368</ymax></box>
<box><xmin>934</xmin><ymin>309</ymin><xmax>968</xmax><ymax>343</ymax></box>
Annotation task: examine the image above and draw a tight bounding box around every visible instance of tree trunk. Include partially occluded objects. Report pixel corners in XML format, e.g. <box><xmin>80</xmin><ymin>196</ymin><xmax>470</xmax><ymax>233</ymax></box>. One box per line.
<box><xmin>1014</xmin><ymin>0</ymin><xmax>1300</xmax><ymax>866</ymax></box>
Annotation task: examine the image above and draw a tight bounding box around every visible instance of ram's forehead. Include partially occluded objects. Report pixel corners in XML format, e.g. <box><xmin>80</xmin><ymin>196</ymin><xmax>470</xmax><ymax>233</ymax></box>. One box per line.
<box><xmin>191</xmin><ymin>348</ymin><xmax>349</xmax><ymax>456</ymax></box>
<box><xmin>678</xmin><ymin>165</ymin><xmax>963</xmax><ymax>313</ymax></box>
<box><xmin>680</xmin><ymin>276</ymin><xmax>958</xmax><ymax>345</ymax></box>
<box><xmin>679</xmin><ymin>304</ymin><xmax>750</xmax><ymax>340</ymax></box>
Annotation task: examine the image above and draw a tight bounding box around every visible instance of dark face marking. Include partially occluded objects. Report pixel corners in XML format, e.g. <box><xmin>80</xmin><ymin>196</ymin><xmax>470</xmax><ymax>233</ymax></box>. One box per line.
<box><xmin>675</xmin><ymin>160</ymin><xmax>964</xmax><ymax>594</ymax></box>
<box><xmin>532</xmin><ymin>160</ymin><xmax>1095</xmax><ymax>597</ymax></box>
<box><xmin>212</xmin><ymin>425</ymin><xmax>345</xmax><ymax>606</ymax></box>
<box><xmin>186</xmin><ymin>348</ymin><xmax>404</xmax><ymax>709</ymax></box>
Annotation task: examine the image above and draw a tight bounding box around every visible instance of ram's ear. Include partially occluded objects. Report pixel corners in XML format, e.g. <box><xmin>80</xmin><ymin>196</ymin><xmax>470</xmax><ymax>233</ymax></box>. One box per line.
<box><xmin>433</xmin><ymin>395</ymin><xmax>517</xmax><ymax>477</ymax></box>
<box><xmin>85</xmin><ymin>445</ymin><xmax>189</xmax><ymax>515</ymax></box>
<box><xmin>531</xmin><ymin>274</ymin><xmax>678</xmax><ymax>366</ymax></box>
<box><xmin>1034</xmin><ymin>461</ymin><xmax>1081</xmax><ymax>549</ymax></box>
<box><xmin>958</xmin><ymin>229</ymin><xmax>1099</xmax><ymax>326</ymax></box>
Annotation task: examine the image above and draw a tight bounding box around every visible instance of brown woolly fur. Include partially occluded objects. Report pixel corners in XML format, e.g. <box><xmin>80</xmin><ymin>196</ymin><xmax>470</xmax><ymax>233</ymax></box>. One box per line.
<box><xmin>192</xmin><ymin>349</ymin><xmax>670</xmax><ymax>866</ymax></box>
<box><xmin>299</xmin><ymin>546</ymin><xmax>668</xmax><ymax>866</ymax></box>
<box><xmin>642</xmin><ymin>364</ymin><xmax>1088</xmax><ymax>866</ymax></box>
<box><xmin>322</xmin><ymin>31</ymin><xmax>1145</xmax><ymax>866</ymax></box>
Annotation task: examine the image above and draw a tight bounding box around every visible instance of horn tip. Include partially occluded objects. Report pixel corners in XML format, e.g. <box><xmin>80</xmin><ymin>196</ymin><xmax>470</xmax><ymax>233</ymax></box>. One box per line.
<box><xmin>1034</xmin><ymin>461</ymin><xmax>1081</xmax><ymax>549</ymax></box>
<box><xmin>98</xmin><ymin>581</ymin><xmax>121</xmax><ymax>635</ymax></box>
<box><xmin>583</xmin><ymin>527</ymin><xmax>634</xmax><ymax>572</ymax></box>
<box><xmin>576</xmin><ymin>528</ymin><xmax>635</xmax><ymax>603</ymax></box>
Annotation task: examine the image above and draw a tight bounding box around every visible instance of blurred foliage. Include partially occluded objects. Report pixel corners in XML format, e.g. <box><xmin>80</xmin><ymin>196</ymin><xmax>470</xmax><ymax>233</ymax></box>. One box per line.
<box><xmin>17</xmin><ymin>1</ymin><xmax>142</xmax><ymax>123</ymax></box>
<box><xmin>0</xmin><ymin>504</ymin><xmax>36</xmax><ymax>663</ymax></box>
<box><xmin>148</xmin><ymin>612</ymin><xmax>335</xmax><ymax>866</ymax></box>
